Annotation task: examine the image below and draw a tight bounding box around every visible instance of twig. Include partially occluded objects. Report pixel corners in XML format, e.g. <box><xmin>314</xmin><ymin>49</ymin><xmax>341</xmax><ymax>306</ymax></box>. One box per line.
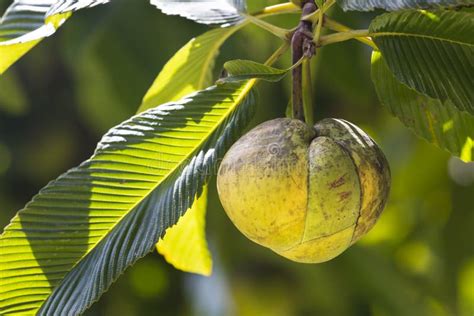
<box><xmin>323</xmin><ymin>16</ymin><xmax>378</xmax><ymax>50</ymax></box>
<box><xmin>292</xmin><ymin>1</ymin><xmax>317</xmax><ymax>122</ymax></box>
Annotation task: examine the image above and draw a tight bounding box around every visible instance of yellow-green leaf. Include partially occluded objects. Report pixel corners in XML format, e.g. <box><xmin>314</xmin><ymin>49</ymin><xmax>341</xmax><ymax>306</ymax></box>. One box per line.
<box><xmin>157</xmin><ymin>186</ymin><xmax>212</xmax><ymax>276</ymax></box>
<box><xmin>0</xmin><ymin>1</ymin><xmax>104</xmax><ymax>75</ymax></box>
<box><xmin>0</xmin><ymin>40</ymin><xmax>42</xmax><ymax>75</ymax></box>
<box><xmin>139</xmin><ymin>27</ymin><xmax>241</xmax><ymax>276</ymax></box>
<box><xmin>139</xmin><ymin>26</ymin><xmax>239</xmax><ymax>113</ymax></box>
<box><xmin>0</xmin><ymin>81</ymin><xmax>257</xmax><ymax>315</ymax></box>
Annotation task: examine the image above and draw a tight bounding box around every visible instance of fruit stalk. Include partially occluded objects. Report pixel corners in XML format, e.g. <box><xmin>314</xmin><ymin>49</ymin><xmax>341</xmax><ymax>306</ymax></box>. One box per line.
<box><xmin>292</xmin><ymin>0</ymin><xmax>316</xmax><ymax>122</ymax></box>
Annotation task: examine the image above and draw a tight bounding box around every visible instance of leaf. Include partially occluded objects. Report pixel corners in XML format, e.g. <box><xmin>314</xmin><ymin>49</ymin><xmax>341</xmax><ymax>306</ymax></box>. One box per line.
<box><xmin>47</xmin><ymin>0</ymin><xmax>110</xmax><ymax>16</ymax></box>
<box><xmin>369</xmin><ymin>10</ymin><xmax>474</xmax><ymax>114</ymax></box>
<box><xmin>150</xmin><ymin>0</ymin><xmax>247</xmax><ymax>26</ymax></box>
<box><xmin>337</xmin><ymin>0</ymin><xmax>473</xmax><ymax>11</ymax></box>
<box><xmin>0</xmin><ymin>81</ymin><xmax>257</xmax><ymax>315</ymax></box>
<box><xmin>218</xmin><ymin>58</ymin><xmax>300</xmax><ymax>84</ymax></box>
<box><xmin>0</xmin><ymin>0</ymin><xmax>107</xmax><ymax>74</ymax></box>
<box><xmin>371</xmin><ymin>51</ymin><xmax>474</xmax><ymax>161</ymax></box>
<box><xmin>139</xmin><ymin>27</ymin><xmax>239</xmax><ymax>113</ymax></box>
<box><xmin>140</xmin><ymin>27</ymin><xmax>241</xmax><ymax>276</ymax></box>
<box><xmin>157</xmin><ymin>185</ymin><xmax>212</xmax><ymax>276</ymax></box>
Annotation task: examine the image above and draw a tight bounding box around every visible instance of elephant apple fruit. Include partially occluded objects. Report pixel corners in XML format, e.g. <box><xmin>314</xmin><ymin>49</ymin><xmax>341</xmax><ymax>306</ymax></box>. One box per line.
<box><xmin>217</xmin><ymin>118</ymin><xmax>391</xmax><ymax>263</ymax></box>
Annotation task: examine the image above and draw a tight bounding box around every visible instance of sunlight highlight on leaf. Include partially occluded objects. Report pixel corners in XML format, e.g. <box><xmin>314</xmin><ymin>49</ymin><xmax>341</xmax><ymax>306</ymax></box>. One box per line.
<box><xmin>0</xmin><ymin>40</ymin><xmax>41</xmax><ymax>74</ymax></box>
<box><xmin>460</xmin><ymin>137</ymin><xmax>473</xmax><ymax>162</ymax></box>
<box><xmin>418</xmin><ymin>10</ymin><xmax>441</xmax><ymax>22</ymax></box>
<box><xmin>157</xmin><ymin>186</ymin><xmax>212</xmax><ymax>276</ymax></box>
<box><xmin>139</xmin><ymin>27</ymin><xmax>243</xmax><ymax>275</ymax></box>
<box><xmin>46</xmin><ymin>0</ymin><xmax>110</xmax><ymax>16</ymax></box>
<box><xmin>150</xmin><ymin>0</ymin><xmax>246</xmax><ymax>26</ymax></box>
<box><xmin>442</xmin><ymin>120</ymin><xmax>454</xmax><ymax>133</ymax></box>
<box><xmin>139</xmin><ymin>27</ymin><xmax>239</xmax><ymax>113</ymax></box>
<box><xmin>0</xmin><ymin>81</ymin><xmax>257</xmax><ymax>315</ymax></box>
<box><xmin>0</xmin><ymin>0</ymin><xmax>105</xmax><ymax>74</ymax></box>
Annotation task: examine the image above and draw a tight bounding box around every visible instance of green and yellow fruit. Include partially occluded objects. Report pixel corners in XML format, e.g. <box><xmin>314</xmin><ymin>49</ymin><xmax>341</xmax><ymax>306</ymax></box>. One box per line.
<box><xmin>217</xmin><ymin>118</ymin><xmax>391</xmax><ymax>263</ymax></box>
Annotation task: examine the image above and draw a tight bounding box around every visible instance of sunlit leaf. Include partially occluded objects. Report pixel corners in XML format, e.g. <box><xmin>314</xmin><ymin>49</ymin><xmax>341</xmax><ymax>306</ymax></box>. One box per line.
<box><xmin>371</xmin><ymin>51</ymin><xmax>474</xmax><ymax>161</ymax></box>
<box><xmin>157</xmin><ymin>186</ymin><xmax>212</xmax><ymax>276</ymax></box>
<box><xmin>370</xmin><ymin>10</ymin><xmax>474</xmax><ymax>114</ymax></box>
<box><xmin>337</xmin><ymin>0</ymin><xmax>473</xmax><ymax>11</ymax></box>
<box><xmin>0</xmin><ymin>81</ymin><xmax>256</xmax><ymax>315</ymax></box>
<box><xmin>0</xmin><ymin>0</ymin><xmax>107</xmax><ymax>74</ymax></box>
<box><xmin>140</xmin><ymin>27</ymin><xmax>241</xmax><ymax>276</ymax></box>
<box><xmin>139</xmin><ymin>27</ymin><xmax>239</xmax><ymax>113</ymax></box>
<box><xmin>47</xmin><ymin>0</ymin><xmax>109</xmax><ymax>16</ymax></box>
<box><xmin>150</xmin><ymin>0</ymin><xmax>247</xmax><ymax>26</ymax></box>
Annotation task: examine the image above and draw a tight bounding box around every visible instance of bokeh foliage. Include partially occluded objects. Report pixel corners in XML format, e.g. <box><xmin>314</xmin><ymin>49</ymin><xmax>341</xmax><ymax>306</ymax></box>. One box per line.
<box><xmin>0</xmin><ymin>0</ymin><xmax>473</xmax><ymax>315</ymax></box>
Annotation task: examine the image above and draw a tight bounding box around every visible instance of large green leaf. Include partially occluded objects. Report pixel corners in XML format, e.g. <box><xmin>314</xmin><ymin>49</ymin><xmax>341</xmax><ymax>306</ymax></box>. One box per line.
<box><xmin>372</xmin><ymin>51</ymin><xmax>474</xmax><ymax>161</ymax></box>
<box><xmin>0</xmin><ymin>0</ymin><xmax>107</xmax><ymax>74</ymax></box>
<box><xmin>369</xmin><ymin>10</ymin><xmax>474</xmax><ymax>114</ymax></box>
<box><xmin>337</xmin><ymin>0</ymin><xmax>473</xmax><ymax>11</ymax></box>
<box><xmin>139</xmin><ymin>27</ymin><xmax>240</xmax><ymax>276</ymax></box>
<box><xmin>150</xmin><ymin>0</ymin><xmax>247</xmax><ymax>26</ymax></box>
<box><xmin>139</xmin><ymin>26</ymin><xmax>239</xmax><ymax>113</ymax></box>
<box><xmin>0</xmin><ymin>81</ymin><xmax>256</xmax><ymax>315</ymax></box>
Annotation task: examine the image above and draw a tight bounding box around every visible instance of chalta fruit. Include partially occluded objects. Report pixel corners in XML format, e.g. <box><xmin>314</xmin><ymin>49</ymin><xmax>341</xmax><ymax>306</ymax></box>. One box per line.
<box><xmin>217</xmin><ymin>118</ymin><xmax>391</xmax><ymax>263</ymax></box>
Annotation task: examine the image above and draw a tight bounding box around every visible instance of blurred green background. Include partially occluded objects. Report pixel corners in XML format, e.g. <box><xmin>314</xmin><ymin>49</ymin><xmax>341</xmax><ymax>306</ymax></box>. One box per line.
<box><xmin>0</xmin><ymin>1</ymin><xmax>473</xmax><ymax>315</ymax></box>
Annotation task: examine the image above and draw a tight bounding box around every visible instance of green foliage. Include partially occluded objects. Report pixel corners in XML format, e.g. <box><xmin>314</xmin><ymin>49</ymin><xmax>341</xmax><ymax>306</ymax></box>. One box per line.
<box><xmin>0</xmin><ymin>6</ymin><xmax>70</xmax><ymax>74</ymax></box>
<box><xmin>0</xmin><ymin>0</ymin><xmax>98</xmax><ymax>74</ymax></box>
<box><xmin>372</xmin><ymin>51</ymin><xmax>474</xmax><ymax>162</ymax></box>
<box><xmin>0</xmin><ymin>0</ymin><xmax>473</xmax><ymax>315</ymax></box>
<box><xmin>139</xmin><ymin>27</ymin><xmax>239</xmax><ymax>113</ymax></box>
<box><xmin>47</xmin><ymin>0</ymin><xmax>109</xmax><ymax>16</ymax></box>
<box><xmin>139</xmin><ymin>26</ymin><xmax>243</xmax><ymax>276</ymax></box>
<box><xmin>337</xmin><ymin>0</ymin><xmax>473</xmax><ymax>11</ymax></box>
<box><xmin>0</xmin><ymin>82</ymin><xmax>256</xmax><ymax>315</ymax></box>
<box><xmin>370</xmin><ymin>10</ymin><xmax>474</xmax><ymax>114</ymax></box>
<box><xmin>150</xmin><ymin>0</ymin><xmax>247</xmax><ymax>25</ymax></box>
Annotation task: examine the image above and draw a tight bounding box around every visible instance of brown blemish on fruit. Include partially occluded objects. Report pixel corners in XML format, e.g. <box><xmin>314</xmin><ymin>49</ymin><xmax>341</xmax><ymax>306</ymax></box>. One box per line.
<box><xmin>338</xmin><ymin>191</ymin><xmax>352</xmax><ymax>201</ymax></box>
<box><xmin>329</xmin><ymin>174</ymin><xmax>347</xmax><ymax>189</ymax></box>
